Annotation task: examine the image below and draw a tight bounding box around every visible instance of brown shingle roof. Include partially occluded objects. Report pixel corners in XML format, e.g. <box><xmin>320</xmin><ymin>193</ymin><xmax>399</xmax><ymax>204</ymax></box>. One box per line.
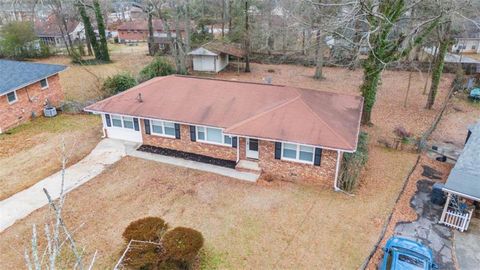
<box><xmin>117</xmin><ymin>19</ymin><xmax>187</xmax><ymax>32</ymax></box>
<box><xmin>85</xmin><ymin>75</ymin><xmax>363</xmax><ymax>151</ymax></box>
<box><xmin>35</xmin><ymin>15</ymin><xmax>80</xmax><ymax>37</ymax></box>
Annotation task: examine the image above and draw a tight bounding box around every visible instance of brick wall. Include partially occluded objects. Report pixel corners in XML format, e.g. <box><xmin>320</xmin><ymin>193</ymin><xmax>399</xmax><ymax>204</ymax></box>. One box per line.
<box><xmin>242</xmin><ymin>138</ymin><xmax>337</xmax><ymax>187</ymax></box>
<box><xmin>118</xmin><ymin>30</ymin><xmax>148</xmax><ymax>41</ymax></box>
<box><xmin>141</xmin><ymin>122</ymin><xmax>237</xmax><ymax>161</ymax></box>
<box><xmin>0</xmin><ymin>74</ymin><xmax>64</xmax><ymax>132</ymax></box>
<box><xmin>139</xmin><ymin>121</ymin><xmax>337</xmax><ymax>186</ymax></box>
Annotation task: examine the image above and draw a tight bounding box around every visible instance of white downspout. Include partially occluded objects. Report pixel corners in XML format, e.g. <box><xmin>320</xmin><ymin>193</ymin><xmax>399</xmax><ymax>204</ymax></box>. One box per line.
<box><xmin>334</xmin><ymin>150</ymin><xmax>342</xmax><ymax>191</ymax></box>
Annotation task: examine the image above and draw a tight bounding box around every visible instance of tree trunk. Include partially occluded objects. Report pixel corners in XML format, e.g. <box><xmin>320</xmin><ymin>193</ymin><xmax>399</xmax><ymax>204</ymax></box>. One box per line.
<box><xmin>314</xmin><ymin>31</ymin><xmax>324</xmax><ymax>80</ymax></box>
<box><xmin>93</xmin><ymin>0</ymin><xmax>110</xmax><ymax>62</ymax></box>
<box><xmin>360</xmin><ymin>54</ymin><xmax>383</xmax><ymax>125</ymax></box>
<box><xmin>221</xmin><ymin>0</ymin><xmax>225</xmax><ymax>38</ymax></box>
<box><xmin>147</xmin><ymin>11</ymin><xmax>154</xmax><ymax>56</ymax></box>
<box><xmin>426</xmin><ymin>38</ymin><xmax>449</xmax><ymax>109</ymax></box>
<box><xmin>244</xmin><ymin>0</ymin><xmax>250</xmax><ymax>72</ymax></box>
<box><xmin>78</xmin><ymin>3</ymin><xmax>100</xmax><ymax>59</ymax></box>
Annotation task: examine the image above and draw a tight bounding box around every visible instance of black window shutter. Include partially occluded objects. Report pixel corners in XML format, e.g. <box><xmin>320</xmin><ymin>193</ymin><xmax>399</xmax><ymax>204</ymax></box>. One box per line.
<box><xmin>232</xmin><ymin>136</ymin><xmax>237</xmax><ymax>148</ymax></box>
<box><xmin>144</xmin><ymin>119</ymin><xmax>151</xmax><ymax>134</ymax></box>
<box><xmin>133</xmin><ymin>118</ymin><xmax>139</xmax><ymax>131</ymax></box>
<box><xmin>175</xmin><ymin>123</ymin><xmax>181</xmax><ymax>139</ymax></box>
<box><xmin>190</xmin><ymin>126</ymin><xmax>196</xmax><ymax>141</ymax></box>
<box><xmin>314</xmin><ymin>148</ymin><xmax>322</xmax><ymax>166</ymax></box>
<box><xmin>274</xmin><ymin>142</ymin><xmax>281</xmax><ymax>159</ymax></box>
<box><xmin>105</xmin><ymin>114</ymin><xmax>111</xmax><ymax>127</ymax></box>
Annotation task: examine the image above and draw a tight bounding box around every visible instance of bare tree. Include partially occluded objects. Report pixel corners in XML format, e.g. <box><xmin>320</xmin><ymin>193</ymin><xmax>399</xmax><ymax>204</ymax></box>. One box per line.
<box><xmin>23</xmin><ymin>141</ymin><xmax>97</xmax><ymax>270</ymax></box>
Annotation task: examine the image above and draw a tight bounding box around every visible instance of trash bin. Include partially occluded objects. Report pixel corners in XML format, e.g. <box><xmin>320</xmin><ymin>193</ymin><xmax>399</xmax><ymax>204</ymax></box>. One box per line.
<box><xmin>431</xmin><ymin>183</ymin><xmax>446</xmax><ymax>205</ymax></box>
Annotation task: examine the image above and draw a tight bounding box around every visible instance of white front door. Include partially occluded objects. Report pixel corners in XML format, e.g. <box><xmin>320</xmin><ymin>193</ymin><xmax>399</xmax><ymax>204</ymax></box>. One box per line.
<box><xmin>246</xmin><ymin>138</ymin><xmax>259</xmax><ymax>159</ymax></box>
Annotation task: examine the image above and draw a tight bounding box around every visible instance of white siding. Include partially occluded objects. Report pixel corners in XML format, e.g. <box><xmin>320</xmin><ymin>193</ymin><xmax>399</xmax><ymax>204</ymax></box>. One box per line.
<box><xmin>102</xmin><ymin>114</ymin><xmax>143</xmax><ymax>143</ymax></box>
<box><xmin>215</xmin><ymin>54</ymin><xmax>229</xmax><ymax>72</ymax></box>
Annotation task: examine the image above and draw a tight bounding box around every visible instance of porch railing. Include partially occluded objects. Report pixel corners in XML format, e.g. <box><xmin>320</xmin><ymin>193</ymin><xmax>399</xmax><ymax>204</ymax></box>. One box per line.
<box><xmin>439</xmin><ymin>208</ymin><xmax>473</xmax><ymax>232</ymax></box>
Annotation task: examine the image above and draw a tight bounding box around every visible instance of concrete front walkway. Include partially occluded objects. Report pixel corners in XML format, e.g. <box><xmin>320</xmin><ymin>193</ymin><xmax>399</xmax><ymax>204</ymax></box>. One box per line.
<box><xmin>125</xmin><ymin>142</ymin><xmax>260</xmax><ymax>182</ymax></box>
<box><xmin>455</xmin><ymin>218</ymin><xmax>480</xmax><ymax>270</ymax></box>
<box><xmin>0</xmin><ymin>139</ymin><xmax>126</xmax><ymax>232</ymax></box>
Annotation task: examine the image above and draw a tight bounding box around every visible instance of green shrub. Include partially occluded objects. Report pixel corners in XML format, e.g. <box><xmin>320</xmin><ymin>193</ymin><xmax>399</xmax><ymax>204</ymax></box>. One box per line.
<box><xmin>122</xmin><ymin>217</ymin><xmax>169</xmax><ymax>243</ymax></box>
<box><xmin>139</xmin><ymin>57</ymin><xmax>175</xmax><ymax>82</ymax></box>
<box><xmin>163</xmin><ymin>227</ymin><xmax>204</xmax><ymax>263</ymax></box>
<box><xmin>338</xmin><ymin>132</ymin><xmax>369</xmax><ymax>192</ymax></box>
<box><xmin>103</xmin><ymin>73</ymin><xmax>137</xmax><ymax>96</ymax></box>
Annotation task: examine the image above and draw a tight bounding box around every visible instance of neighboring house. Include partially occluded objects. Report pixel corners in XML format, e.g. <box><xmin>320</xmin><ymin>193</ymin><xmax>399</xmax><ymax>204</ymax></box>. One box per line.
<box><xmin>452</xmin><ymin>38</ymin><xmax>480</xmax><ymax>54</ymax></box>
<box><xmin>85</xmin><ymin>75</ymin><xmax>363</xmax><ymax>188</ymax></box>
<box><xmin>188</xmin><ymin>41</ymin><xmax>245</xmax><ymax>72</ymax></box>
<box><xmin>0</xmin><ymin>60</ymin><xmax>66</xmax><ymax>133</ymax></box>
<box><xmin>440</xmin><ymin>122</ymin><xmax>480</xmax><ymax>232</ymax></box>
<box><xmin>117</xmin><ymin>19</ymin><xmax>187</xmax><ymax>43</ymax></box>
<box><xmin>35</xmin><ymin>15</ymin><xmax>85</xmax><ymax>47</ymax></box>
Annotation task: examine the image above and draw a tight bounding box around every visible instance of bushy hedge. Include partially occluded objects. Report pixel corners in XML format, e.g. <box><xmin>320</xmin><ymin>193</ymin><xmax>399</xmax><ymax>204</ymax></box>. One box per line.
<box><xmin>338</xmin><ymin>132</ymin><xmax>369</xmax><ymax>192</ymax></box>
<box><xmin>139</xmin><ymin>57</ymin><xmax>175</xmax><ymax>82</ymax></box>
<box><xmin>102</xmin><ymin>73</ymin><xmax>137</xmax><ymax>96</ymax></box>
<box><xmin>163</xmin><ymin>227</ymin><xmax>204</xmax><ymax>262</ymax></box>
<box><xmin>122</xmin><ymin>217</ymin><xmax>169</xmax><ymax>243</ymax></box>
<box><xmin>121</xmin><ymin>217</ymin><xmax>204</xmax><ymax>270</ymax></box>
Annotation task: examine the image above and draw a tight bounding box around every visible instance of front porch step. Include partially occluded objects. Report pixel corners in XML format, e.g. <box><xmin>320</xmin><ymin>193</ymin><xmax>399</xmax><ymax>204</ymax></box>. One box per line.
<box><xmin>236</xmin><ymin>160</ymin><xmax>261</xmax><ymax>173</ymax></box>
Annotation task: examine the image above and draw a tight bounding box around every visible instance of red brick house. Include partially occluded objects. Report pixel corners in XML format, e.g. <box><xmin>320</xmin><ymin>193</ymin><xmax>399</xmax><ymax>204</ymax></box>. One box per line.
<box><xmin>117</xmin><ymin>19</ymin><xmax>187</xmax><ymax>42</ymax></box>
<box><xmin>85</xmin><ymin>75</ymin><xmax>363</xmax><ymax>188</ymax></box>
<box><xmin>0</xmin><ymin>60</ymin><xmax>66</xmax><ymax>133</ymax></box>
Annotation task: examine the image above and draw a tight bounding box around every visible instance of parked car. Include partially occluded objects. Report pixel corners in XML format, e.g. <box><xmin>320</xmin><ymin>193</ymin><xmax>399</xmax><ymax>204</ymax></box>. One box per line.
<box><xmin>381</xmin><ymin>236</ymin><xmax>438</xmax><ymax>270</ymax></box>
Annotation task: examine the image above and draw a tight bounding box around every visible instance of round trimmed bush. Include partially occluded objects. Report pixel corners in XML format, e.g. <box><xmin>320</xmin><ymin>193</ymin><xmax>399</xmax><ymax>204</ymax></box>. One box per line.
<box><xmin>123</xmin><ymin>217</ymin><xmax>169</xmax><ymax>243</ymax></box>
<box><xmin>123</xmin><ymin>242</ymin><xmax>163</xmax><ymax>269</ymax></box>
<box><xmin>102</xmin><ymin>72</ymin><xmax>137</xmax><ymax>96</ymax></box>
<box><xmin>162</xmin><ymin>227</ymin><xmax>204</xmax><ymax>262</ymax></box>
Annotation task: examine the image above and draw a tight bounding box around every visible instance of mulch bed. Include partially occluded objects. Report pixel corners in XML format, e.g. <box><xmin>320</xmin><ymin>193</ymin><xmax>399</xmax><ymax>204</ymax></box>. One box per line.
<box><xmin>138</xmin><ymin>145</ymin><xmax>237</xmax><ymax>169</ymax></box>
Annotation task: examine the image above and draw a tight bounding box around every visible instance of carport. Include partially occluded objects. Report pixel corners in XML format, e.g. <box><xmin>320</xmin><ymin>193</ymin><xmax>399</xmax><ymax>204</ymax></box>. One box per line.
<box><xmin>440</xmin><ymin>122</ymin><xmax>480</xmax><ymax>232</ymax></box>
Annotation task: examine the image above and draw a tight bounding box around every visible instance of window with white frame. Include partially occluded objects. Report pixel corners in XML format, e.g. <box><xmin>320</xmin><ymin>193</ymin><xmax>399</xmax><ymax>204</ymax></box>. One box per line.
<box><xmin>6</xmin><ymin>91</ymin><xmax>18</xmax><ymax>104</ymax></box>
<box><xmin>281</xmin><ymin>143</ymin><xmax>314</xmax><ymax>163</ymax></box>
<box><xmin>40</xmin><ymin>78</ymin><xmax>48</xmax><ymax>89</ymax></box>
<box><xmin>123</xmin><ymin>116</ymin><xmax>134</xmax><ymax>129</ymax></box>
<box><xmin>196</xmin><ymin>126</ymin><xmax>232</xmax><ymax>146</ymax></box>
<box><xmin>151</xmin><ymin>119</ymin><xmax>176</xmax><ymax>137</ymax></box>
<box><xmin>111</xmin><ymin>115</ymin><xmax>123</xmax><ymax>127</ymax></box>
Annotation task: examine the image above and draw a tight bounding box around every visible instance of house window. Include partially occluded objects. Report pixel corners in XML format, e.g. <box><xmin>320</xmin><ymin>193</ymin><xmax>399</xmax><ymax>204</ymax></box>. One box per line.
<box><xmin>150</xmin><ymin>119</ymin><xmax>176</xmax><ymax>137</ymax></box>
<box><xmin>40</xmin><ymin>78</ymin><xmax>48</xmax><ymax>89</ymax></box>
<box><xmin>6</xmin><ymin>91</ymin><xmax>18</xmax><ymax>104</ymax></box>
<box><xmin>196</xmin><ymin>125</ymin><xmax>232</xmax><ymax>146</ymax></box>
<box><xmin>111</xmin><ymin>115</ymin><xmax>123</xmax><ymax>127</ymax></box>
<box><xmin>123</xmin><ymin>116</ymin><xmax>134</xmax><ymax>129</ymax></box>
<box><xmin>472</xmin><ymin>45</ymin><xmax>476</xmax><ymax>50</ymax></box>
<box><xmin>281</xmin><ymin>143</ymin><xmax>314</xmax><ymax>164</ymax></box>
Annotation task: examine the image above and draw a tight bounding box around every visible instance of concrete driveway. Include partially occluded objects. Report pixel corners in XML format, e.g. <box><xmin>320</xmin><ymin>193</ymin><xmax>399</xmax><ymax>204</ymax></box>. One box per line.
<box><xmin>0</xmin><ymin>139</ymin><xmax>126</xmax><ymax>232</ymax></box>
<box><xmin>394</xmin><ymin>179</ymin><xmax>455</xmax><ymax>269</ymax></box>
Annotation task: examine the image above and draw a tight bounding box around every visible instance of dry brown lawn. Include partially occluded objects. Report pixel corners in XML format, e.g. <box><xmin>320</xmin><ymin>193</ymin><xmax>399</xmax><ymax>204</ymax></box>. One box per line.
<box><xmin>0</xmin><ymin>114</ymin><xmax>102</xmax><ymax>200</ymax></box>
<box><xmin>430</xmin><ymin>94</ymin><xmax>480</xmax><ymax>148</ymax></box>
<box><xmin>0</xmin><ymin>147</ymin><xmax>417</xmax><ymax>269</ymax></box>
<box><xmin>36</xmin><ymin>43</ymin><xmax>153</xmax><ymax>102</ymax></box>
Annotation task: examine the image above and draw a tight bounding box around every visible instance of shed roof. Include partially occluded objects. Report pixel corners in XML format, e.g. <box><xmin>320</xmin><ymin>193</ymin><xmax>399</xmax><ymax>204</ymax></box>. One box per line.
<box><xmin>188</xmin><ymin>41</ymin><xmax>246</xmax><ymax>58</ymax></box>
<box><xmin>444</xmin><ymin>122</ymin><xmax>480</xmax><ymax>201</ymax></box>
<box><xmin>0</xmin><ymin>60</ymin><xmax>67</xmax><ymax>96</ymax></box>
<box><xmin>85</xmin><ymin>75</ymin><xmax>363</xmax><ymax>151</ymax></box>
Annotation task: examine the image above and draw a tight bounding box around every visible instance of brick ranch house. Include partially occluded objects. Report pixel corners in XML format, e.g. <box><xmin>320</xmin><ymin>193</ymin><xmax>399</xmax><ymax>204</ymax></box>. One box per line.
<box><xmin>0</xmin><ymin>60</ymin><xmax>66</xmax><ymax>133</ymax></box>
<box><xmin>117</xmin><ymin>19</ymin><xmax>187</xmax><ymax>43</ymax></box>
<box><xmin>85</xmin><ymin>75</ymin><xmax>363</xmax><ymax>188</ymax></box>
